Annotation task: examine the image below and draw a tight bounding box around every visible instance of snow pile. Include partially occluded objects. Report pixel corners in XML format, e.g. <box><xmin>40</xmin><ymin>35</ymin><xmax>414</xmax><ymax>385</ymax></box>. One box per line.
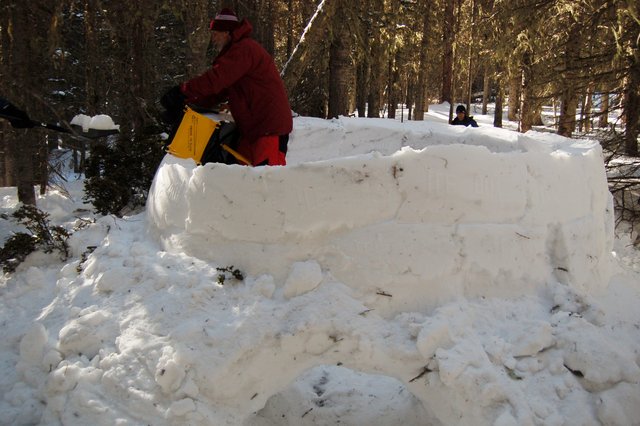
<box><xmin>70</xmin><ymin>114</ymin><xmax>120</xmax><ymax>132</ymax></box>
<box><xmin>147</xmin><ymin>116</ymin><xmax>614</xmax><ymax>315</ymax></box>
<box><xmin>1</xmin><ymin>108</ymin><xmax>639</xmax><ymax>426</ymax></box>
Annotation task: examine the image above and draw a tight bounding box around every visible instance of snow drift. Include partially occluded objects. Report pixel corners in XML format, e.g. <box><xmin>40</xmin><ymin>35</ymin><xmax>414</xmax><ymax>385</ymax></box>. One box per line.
<box><xmin>147</xmin><ymin>116</ymin><xmax>614</xmax><ymax>316</ymax></box>
<box><xmin>3</xmin><ymin>111</ymin><xmax>639</xmax><ymax>426</ymax></box>
<box><xmin>130</xmin><ymin>115</ymin><xmax>629</xmax><ymax>425</ymax></box>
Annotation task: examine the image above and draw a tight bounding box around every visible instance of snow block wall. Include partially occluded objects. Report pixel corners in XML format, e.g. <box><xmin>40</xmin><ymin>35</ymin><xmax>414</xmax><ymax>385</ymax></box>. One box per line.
<box><xmin>147</xmin><ymin>117</ymin><xmax>614</xmax><ymax>317</ymax></box>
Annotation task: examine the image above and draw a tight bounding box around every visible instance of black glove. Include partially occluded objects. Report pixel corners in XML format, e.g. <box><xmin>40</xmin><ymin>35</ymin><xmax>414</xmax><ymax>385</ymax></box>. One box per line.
<box><xmin>160</xmin><ymin>86</ymin><xmax>186</xmax><ymax>124</ymax></box>
<box><xmin>0</xmin><ymin>99</ymin><xmax>34</xmax><ymax>128</ymax></box>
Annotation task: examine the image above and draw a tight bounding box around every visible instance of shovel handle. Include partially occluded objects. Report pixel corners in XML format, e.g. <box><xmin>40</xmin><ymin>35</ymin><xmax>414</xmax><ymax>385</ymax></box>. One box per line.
<box><xmin>221</xmin><ymin>143</ymin><xmax>251</xmax><ymax>166</ymax></box>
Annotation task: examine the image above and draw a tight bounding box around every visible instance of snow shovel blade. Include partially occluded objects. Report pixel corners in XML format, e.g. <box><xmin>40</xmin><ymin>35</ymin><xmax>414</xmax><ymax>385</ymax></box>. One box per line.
<box><xmin>68</xmin><ymin>124</ymin><xmax>119</xmax><ymax>139</ymax></box>
<box><xmin>1</xmin><ymin>98</ymin><xmax>118</xmax><ymax>139</ymax></box>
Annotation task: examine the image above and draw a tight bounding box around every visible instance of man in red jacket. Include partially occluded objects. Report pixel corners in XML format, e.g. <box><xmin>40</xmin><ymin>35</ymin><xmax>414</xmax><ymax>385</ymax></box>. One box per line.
<box><xmin>164</xmin><ymin>8</ymin><xmax>293</xmax><ymax>166</ymax></box>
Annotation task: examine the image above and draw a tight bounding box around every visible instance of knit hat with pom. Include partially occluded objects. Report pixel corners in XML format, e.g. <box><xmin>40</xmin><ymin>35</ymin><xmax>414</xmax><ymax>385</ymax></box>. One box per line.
<box><xmin>209</xmin><ymin>8</ymin><xmax>240</xmax><ymax>32</ymax></box>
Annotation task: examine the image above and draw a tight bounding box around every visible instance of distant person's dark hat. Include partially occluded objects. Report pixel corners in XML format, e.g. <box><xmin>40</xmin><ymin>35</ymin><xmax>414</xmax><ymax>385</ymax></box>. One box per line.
<box><xmin>456</xmin><ymin>105</ymin><xmax>466</xmax><ymax>114</ymax></box>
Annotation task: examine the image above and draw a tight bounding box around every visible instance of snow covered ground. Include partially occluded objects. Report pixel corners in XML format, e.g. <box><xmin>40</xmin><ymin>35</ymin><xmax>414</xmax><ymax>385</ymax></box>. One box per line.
<box><xmin>1</xmin><ymin>103</ymin><xmax>639</xmax><ymax>425</ymax></box>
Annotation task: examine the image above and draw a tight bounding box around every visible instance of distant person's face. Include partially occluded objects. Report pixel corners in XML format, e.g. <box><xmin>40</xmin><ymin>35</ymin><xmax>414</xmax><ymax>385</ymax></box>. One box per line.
<box><xmin>456</xmin><ymin>111</ymin><xmax>465</xmax><ymax>120</ymax></box>
<box><xmin>211</xmin><ymin>30</ymin><xmax>231</xmax><ymax>50</ymax></box>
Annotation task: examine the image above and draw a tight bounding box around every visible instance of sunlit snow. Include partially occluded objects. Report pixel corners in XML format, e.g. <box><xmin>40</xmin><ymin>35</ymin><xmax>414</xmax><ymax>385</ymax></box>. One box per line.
<box><xmin>1</xmin><ymin>103</ymin><xmax>639</xmax><ymax>426</ymax></box>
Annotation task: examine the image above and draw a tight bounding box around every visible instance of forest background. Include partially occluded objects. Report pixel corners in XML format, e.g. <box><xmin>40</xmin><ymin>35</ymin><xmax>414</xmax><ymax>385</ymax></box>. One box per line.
<box><xmin>0</xmin><ymin>0</ymin><xmax>639</xmax><ymax>219</ymax></box>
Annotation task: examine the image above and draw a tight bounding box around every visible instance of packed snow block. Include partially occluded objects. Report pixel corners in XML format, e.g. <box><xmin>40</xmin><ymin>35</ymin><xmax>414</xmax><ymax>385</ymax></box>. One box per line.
<box><xmin>393</xmin><ymin>145</ymin><xmax>527</xmax><ymax>224</ymax></box>
<box><xmin>185</xmin><ymin>153</ymin><xmax>403</xmax><ymax>241</ymax></box>
<box><xmin>545</xmin><ymin>216</ymin><xmax>612</xmax><ymax>293</ymax></box>
<box><xmin>145</xmin><ymin>155</ymin><xmax>192</xmax><ymax>230</ymax></box>
<box><xmin>521</xmin><ymin>146</ymin><xmax>612</xmax><ymax>226</ymax></box>
<box><xmin>147</xmin><ymin>118</ymin><xmax>613</xmax><ymax>315</ymax></box>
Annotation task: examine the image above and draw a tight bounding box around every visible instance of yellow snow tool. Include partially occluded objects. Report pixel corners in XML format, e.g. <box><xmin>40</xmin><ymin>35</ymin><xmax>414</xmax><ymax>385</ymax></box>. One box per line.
<box><xmin>166</xmin><ymin>106</ymin><xmax>218</xmax><ymax>163</ymax></box>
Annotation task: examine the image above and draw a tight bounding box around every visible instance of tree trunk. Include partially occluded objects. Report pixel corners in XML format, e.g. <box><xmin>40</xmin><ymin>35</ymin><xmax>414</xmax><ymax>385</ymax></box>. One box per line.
<box><xmin>405</xmin><ymin>76</ymin><xmax>414</xmax><ymax>121</ymax></box>
<box><xmin>465</xmin><ymin>0</ymin><xmax>478</xmax><ymax>110</ymax></box>
<box><xmin>262</xmin><ymin>0</ymin><xmax>276</xmax><ymax>56</ymax></box>
<box><xmin>519</xmin><ymin>50</ymin><xmax>534</xmax><ymax>133</ymax></box>
<box><xmin>532</xmin><ymin>105</ymin><xmax>544</xmax><ymax>126</ymax></box>
<box><xmin>482</xmin><ymin>70</ymin><xmax>490</xmax><ymax>115</ymax></box>
<box><xmin>557</xmin><ymin>25</ymin><xmax>581</xmax><ymax>138</ymax></box>
<box><xmin>555</xmin><ymin>49</ymin><xmax>577</xmax><ymax>136</ymax></box>
<box><xmin>356</xmin><ymin>58</ymin><xmax>369</xmax><ymax>117</ymax></box>
<box><xmin>131</xmin><ymin>14</ymin><xmax>152</xmax><ymax>131</ymax></box>
<box><xmin>0</xmin><ymin>127</ymin><xmax>6</xmax><ymax>187</ymax></box>
<box><xmin>281</xmin><ymin>0</ymin><xmax>331</xmax><ymax>95</ymax></box>
<box><xmin>367</xmin><ymin>37</ymin><xmax>384</xmax><ymax>118</ymax></box>
<box><xmin>598</xmin><ymin>92</ymin><xmax>609</xmax><ymax>128</ymax></box>
<box><xmin>13</xmin><ymin>131</ymin><xmax>37</xmax><ymax>205</ymax></box>
<box><xmin>558</xmin><ymin>88</ymin><xmax>579</xmax><ymax>137</ymax></box>
<box><xmin>622</xmin><ymin>8</ymin><xmax>640</xmax><ymax>156</ymax></box>
<box><xmin>507</xmin><ymin>67</ymin><xmax>520</xmax><ymax>122</ymax></box>
<box><xmin>1</xmin><ymin>2</ymin><xmax>52</xmax><ymax>205</ymax></box>
<box><xmin>388</xmin><ymin>18</ymin><xmax>405</xmax><ymax>121</ymax></box>
<box><xmin>328</xmin><ymin>0</ymin><xmax>351</xmax><ymax>118</ymax></box>
<box><xmin>414</xmin><ymin>5</ymin><xmax>431</xmax><ymax>121</ymax></box>
<box><xmin>286</xmin><ymin>0</ymin><xmax>295</xmax><ymax>59</ymax></box>
<box><xmin>585</xmin><ymin>91</ymin><xmax>593</xmax><ymax>133</ymax></box>
<box><xmin>355</xmin><ymin>0</ymin><xmax>370</xmax><ymax>117</ymax></box>
<box><xmin>441</xmin><ymin>0</ymin><xmax>455</xmax><ymax>104</ymax></box>
<box><xmin>387</xmin><ymin>57</ymin><xmax>395</xmax><ymax>119</ymax></box>
<box><xmin>583</xmin><ymin>85</ymin><xmax>593</xmax><ymax>133</ymax></box>
<box><xmin>623</xmin><ymin>71</ymin><xmax>640</xmax><ymax>156</ymax></box>
<box><xmin>494</xmin><ymin>79</ymin><xmax>503</xmax><ymax>128</ymax></box>
<box><xmin>3</xmin><ymin>127</ymin><xmax>16</xmax><ymax>187</ymax></box>
<box><xmin>84</xmin><ymin>0</ymin><xmax>100</xmax><ymax>114</ymax></box>
<box><xmin>367</xmin><ymin>0</ymin><xmax>385</xmax><ymax>118</ymax></box>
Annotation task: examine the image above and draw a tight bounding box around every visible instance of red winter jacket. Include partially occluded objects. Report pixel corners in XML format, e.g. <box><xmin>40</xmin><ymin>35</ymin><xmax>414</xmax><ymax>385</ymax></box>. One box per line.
<box><xmin>181</xmin><ymin>20</ymin><xmax>293</xmax><ymax>141</ymax></box>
